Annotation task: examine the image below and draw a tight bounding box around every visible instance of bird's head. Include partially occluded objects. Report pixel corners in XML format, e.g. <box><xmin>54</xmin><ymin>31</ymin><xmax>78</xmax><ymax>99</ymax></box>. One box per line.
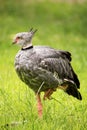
<box><xmin>12</xmin><ymin>28</ymin><xmax>37</xmax><ymax>49</ymax></box>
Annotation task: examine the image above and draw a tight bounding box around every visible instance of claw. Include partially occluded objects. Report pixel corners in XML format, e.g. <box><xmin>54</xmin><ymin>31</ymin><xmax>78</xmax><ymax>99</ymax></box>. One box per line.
<box><xmin>43</xmin><ymin>89</ymin><xmax>54</xmax><ymax>100</ymax></box>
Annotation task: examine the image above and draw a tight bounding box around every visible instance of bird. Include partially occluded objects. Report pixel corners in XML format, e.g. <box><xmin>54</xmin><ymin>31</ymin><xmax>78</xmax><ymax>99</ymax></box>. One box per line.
<box><xmin>13</xmin><ymin>28</ymin><xmax>82</xmax><ymax>117</ymax></box>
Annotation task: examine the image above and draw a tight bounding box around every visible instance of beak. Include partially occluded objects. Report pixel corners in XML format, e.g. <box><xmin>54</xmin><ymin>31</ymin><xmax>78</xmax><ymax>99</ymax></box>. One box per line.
<box><xmin>12</xmin><ymin>42</ymin><xmax>15</xmax><ymax>44</ymax></box>
<box><xmin>12</xmin><ymin>40</ymin><xmax>16</xmax><ymax>44</ymax></box>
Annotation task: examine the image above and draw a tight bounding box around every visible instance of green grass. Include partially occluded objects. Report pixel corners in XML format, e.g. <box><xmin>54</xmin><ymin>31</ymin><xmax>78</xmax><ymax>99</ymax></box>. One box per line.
<box><xmin>0</xmin><ymin>1</ymin><xmax>87</xmax><ymax>130</ymax></box>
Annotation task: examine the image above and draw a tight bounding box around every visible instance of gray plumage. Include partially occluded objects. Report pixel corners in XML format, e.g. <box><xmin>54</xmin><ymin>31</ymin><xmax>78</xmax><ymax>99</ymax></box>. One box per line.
<box><xmin>13</xmin><ymin>29</ymin><xmax>82</xmax><ymax>101</ymax></box>
<box><xmin>15</xmin><ymin>45</ymin><xmax>82</xmax><ymax>100</ymax></box>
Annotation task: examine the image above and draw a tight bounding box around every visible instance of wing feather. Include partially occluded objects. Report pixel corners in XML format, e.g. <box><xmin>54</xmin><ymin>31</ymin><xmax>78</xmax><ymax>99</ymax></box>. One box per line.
<box><xmin>39</xmin><ymin>57</ymin><xmax>80</xmax><ymax>88</ymax></box>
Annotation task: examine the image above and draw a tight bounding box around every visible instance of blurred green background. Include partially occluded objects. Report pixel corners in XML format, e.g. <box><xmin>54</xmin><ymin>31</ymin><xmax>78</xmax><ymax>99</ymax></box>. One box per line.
<box><xmin>0</xmin><ymin>0</ymin><xmax>87</xmax><ymax>130</ymax></box>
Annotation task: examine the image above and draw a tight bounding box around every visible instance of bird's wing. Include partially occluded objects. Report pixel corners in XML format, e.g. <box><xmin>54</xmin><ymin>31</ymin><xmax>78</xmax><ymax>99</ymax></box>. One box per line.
<box><xmin>34</xmin><ymin>46</ymin><xmax>72</xmax><ymax>61</ymax></box>
<box><xmin>34</xmin><ymin>46</ymin><xmax>79</xmax><ymax>88</ymax></box>
<box><xmin>39</xmin><ymin>56</ymin><xmax>80</xmax><ymax>89</ymax></box>
<box><xmin>39</xmin><ymin>57</ymin><xmax>71</xmax><ymax>79</ymax></box>
<box><xmin>56</xmin><ymin>50</ymin><xmax>72</xmax><ymax>61</ymax></box>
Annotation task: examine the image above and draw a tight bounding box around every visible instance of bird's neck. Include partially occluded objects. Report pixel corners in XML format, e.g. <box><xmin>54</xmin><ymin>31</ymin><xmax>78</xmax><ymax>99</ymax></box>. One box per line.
<box><xmin>22</xmin><ymin>43</ymin><xmax>33</xmax><ymax>50</ymax></box>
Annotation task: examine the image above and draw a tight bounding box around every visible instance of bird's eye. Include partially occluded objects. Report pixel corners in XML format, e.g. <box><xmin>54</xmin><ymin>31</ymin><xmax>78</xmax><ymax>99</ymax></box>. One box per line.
<box><xmin>16</xmin><ymin>36</ymin><xmax>23</xmax><ymax>40</ymax></box>
<box><xmin>15</xmin><ymin>36</ymin><xmax>23</xmax><ymax>43</ymax></box>
<box><xmin>17</xmin><ymin>37</ymin><xmax>20</xmax><ymax>39</ymax></box>
<box><xmin>15</xmin><ymin>37</ymin><xmax>21</xmax><ymax>42</ymax></box>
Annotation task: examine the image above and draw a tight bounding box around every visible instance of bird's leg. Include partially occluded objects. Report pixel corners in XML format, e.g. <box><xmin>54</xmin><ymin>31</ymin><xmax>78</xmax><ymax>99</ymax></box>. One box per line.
<box><xmin>43</xmin><ymin>89</ymin><xmax>54</xmax><ymax>100</ymax></box>
<box><xmin>36</xmin><ymin>93</ymin><xmax>43</xmax><ymax>118</ymax></box>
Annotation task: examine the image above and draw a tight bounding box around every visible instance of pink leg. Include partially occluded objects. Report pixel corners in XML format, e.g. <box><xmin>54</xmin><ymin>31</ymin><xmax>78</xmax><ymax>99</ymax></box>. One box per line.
<box><xmin>36</xmin><ymin>93</ymin><xmax>43</xmax><ymax>118</ymax></box>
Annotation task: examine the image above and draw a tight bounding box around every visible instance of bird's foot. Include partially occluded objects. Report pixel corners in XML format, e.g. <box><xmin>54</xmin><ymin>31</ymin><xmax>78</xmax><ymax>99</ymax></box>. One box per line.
<box><xmin>43</xmin><ymin>89</ymin><xmax>54</xmax><ymax>100</ymax></box>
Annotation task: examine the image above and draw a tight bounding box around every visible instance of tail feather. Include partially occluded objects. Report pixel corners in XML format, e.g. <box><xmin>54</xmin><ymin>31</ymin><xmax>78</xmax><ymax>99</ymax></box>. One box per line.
<box><xmin>61</xmin><ymin>79</ymin><xmax>82</xmax><ymax>100</ymax></box>
<box><xmin>73</xmin><ymin>71</ymin><xmax>80</xmax><ymax>89</ymax></box>
<box><xmin>66</xmin><ymin>85</ymin><xmax>82</xmax><ymax>100</ymax></box>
